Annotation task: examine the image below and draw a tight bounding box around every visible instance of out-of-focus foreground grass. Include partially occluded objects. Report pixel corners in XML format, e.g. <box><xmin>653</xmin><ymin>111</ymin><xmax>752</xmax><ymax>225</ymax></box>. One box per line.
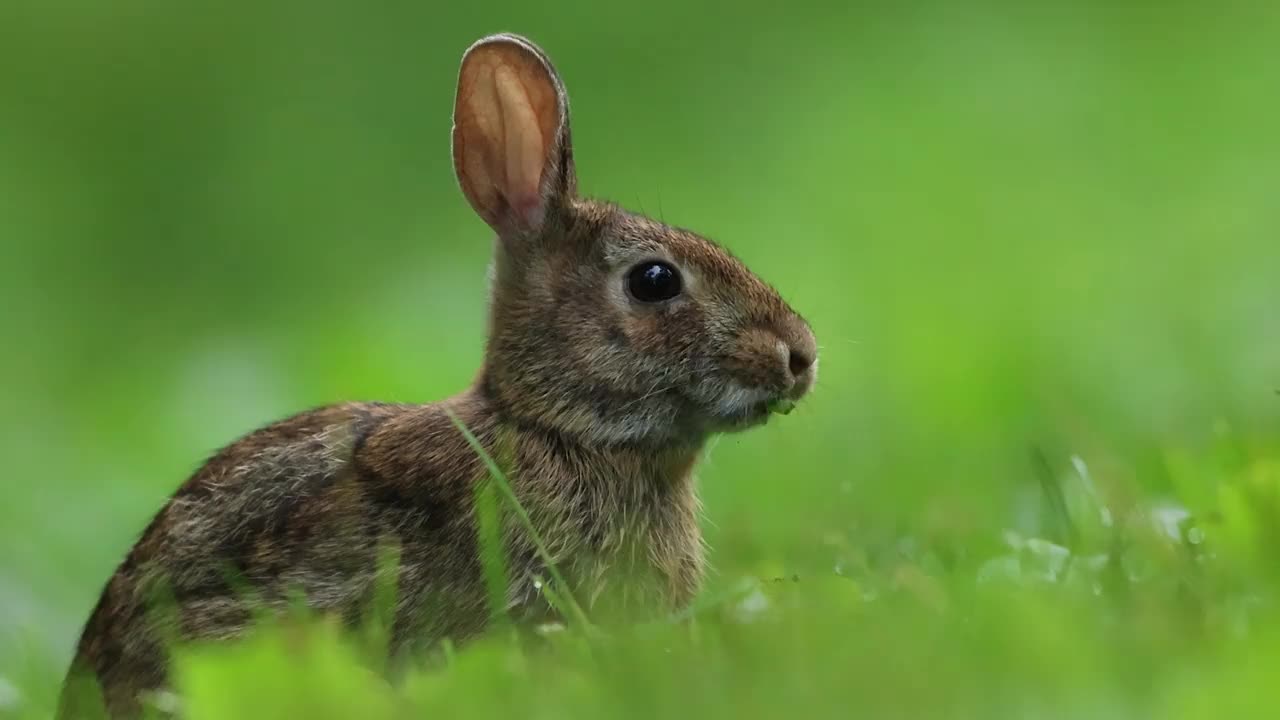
<box><xmin>2</xmin><ymin>1</ymin><xmax>1278</xmax><ymax>717</ymax></box>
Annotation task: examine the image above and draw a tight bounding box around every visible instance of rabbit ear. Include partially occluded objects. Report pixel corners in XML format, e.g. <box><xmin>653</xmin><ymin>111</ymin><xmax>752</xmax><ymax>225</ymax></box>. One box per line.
<box><xmin>452</xmin><ymin>34</ymin><xmax>576</xmax><ymax>238</ymax></box>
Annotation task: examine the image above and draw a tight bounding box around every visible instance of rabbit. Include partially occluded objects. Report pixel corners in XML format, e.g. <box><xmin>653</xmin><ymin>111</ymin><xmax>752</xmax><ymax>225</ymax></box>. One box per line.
<box><xmin>57</xmin><ymin>32</ymin><xmax>818</xmax><ymax>718</ymax></box>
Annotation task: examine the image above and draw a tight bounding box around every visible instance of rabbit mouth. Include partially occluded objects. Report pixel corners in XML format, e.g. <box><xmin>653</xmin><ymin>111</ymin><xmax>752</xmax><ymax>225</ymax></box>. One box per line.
<box><xmin>706</xmin><ymin>383</ymin><xmax>782</xmax><ymax>430</ymax></box>
<box><xmin>708</xmin><ymin>399</ymin><xmax>778</xmax><ymax>432</ymax></box>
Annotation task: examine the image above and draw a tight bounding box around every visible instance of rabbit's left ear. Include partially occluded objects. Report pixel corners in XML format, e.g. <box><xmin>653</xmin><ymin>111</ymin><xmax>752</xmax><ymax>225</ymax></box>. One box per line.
<box><xmin>452</xmin><ymin>34</ymin><xmax>577</xmax><ymax>238</ymax></box>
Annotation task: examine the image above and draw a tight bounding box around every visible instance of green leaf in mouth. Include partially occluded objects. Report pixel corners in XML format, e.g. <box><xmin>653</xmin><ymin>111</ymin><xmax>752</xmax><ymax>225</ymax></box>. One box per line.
<box><xmin>767</xmin><ymin>398</ymin><xmax>796</xmax><ymax>416</ymax></box>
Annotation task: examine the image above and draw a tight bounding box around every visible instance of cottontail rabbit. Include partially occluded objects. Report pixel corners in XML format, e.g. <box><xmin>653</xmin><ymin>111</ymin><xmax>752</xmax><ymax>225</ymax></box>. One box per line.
<box><xmin>59</xmin><ymin>33</ymin><xmax>817</xmax><ymax>717</ymax></box>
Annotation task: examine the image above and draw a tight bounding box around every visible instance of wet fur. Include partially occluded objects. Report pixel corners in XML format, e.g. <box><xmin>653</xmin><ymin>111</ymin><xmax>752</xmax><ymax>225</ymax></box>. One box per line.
<box><xmin>60</xmin><ymin>35</ymin><xmax>814</xmax><ymax>718</ymax></box>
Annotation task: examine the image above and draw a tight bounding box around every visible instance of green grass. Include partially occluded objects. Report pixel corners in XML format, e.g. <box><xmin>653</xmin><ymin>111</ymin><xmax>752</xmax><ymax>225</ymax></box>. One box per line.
<box><xmin>445</xmin><ymin>409</ymin><xmax>592</xmax><ymax>631</ymax></box>
<box><xmin>2</xmin><ymin>0</ymin><xmax>1280</xmax><ymax>717</ymax></box>
<box><xmin>50</xmin><ymin>437</ymin><xmax>1280</xmax><ymax>719</ymax></box>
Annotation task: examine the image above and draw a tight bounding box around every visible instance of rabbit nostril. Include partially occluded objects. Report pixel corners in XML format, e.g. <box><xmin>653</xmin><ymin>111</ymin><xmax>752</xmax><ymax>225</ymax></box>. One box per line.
<box><xmin>788</xmin><ymin>348</ymin><xmax>814</xmax><ymax>378</ymax></box>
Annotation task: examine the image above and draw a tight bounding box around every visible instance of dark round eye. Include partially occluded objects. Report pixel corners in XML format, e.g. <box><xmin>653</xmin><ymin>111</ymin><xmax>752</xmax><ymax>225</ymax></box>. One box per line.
<box><xmin>627</xmin><ymin>261</ymin><xmax>683</xmax><ymax>303</ymax></box>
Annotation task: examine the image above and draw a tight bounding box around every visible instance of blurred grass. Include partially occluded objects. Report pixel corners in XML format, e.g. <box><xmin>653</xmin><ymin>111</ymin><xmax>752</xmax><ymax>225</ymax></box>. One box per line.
<box><xmin>1</xmin><ymin>0</ymin><xmax>1279</xmax><ymax>717</ymax></box>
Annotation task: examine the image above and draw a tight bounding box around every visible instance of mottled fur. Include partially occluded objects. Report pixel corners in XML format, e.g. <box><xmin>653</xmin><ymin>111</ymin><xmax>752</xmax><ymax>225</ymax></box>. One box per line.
<box><xmin>60</xmin><ymin>33</ymin><xmax>816</xmax><ymax>718</ymax></box>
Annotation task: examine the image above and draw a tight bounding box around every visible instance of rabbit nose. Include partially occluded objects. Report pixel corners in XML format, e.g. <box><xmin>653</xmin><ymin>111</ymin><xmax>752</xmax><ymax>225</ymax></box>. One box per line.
<box><xmin>782</xmin><ymin>321</ymin><xmax>818</xmax><ymax>387</ymax></box>
<box><xmin>789</xmin><ymin>347</ymin><xmax>814</xmax><ymax>377</ymax></box>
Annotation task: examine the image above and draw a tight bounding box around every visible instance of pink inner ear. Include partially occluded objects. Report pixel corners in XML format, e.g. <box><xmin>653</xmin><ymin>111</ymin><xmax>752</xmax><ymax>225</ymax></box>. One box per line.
<box><xmin>454</xmin><ymin>44</ymin><xmax>563</xmax><ymax>234</ymax></box>
<box><xmin>493</xmin><ymin>64</ymin><xmax>546</xmax><ymax>230</ymax></box>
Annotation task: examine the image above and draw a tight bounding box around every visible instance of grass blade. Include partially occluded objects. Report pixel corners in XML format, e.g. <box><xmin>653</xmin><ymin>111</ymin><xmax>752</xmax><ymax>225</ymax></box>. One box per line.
<box><xmin>444</xmin><ymin>408</ymin><xmax>592</xmax><ymax>630</ymax></box>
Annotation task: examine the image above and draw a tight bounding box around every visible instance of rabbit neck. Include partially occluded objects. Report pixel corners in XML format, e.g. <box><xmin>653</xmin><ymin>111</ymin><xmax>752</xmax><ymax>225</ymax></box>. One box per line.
<box><xmin>463</xmin><ymin>381</ymin><xmax>703</xmax><ymax>485</ymax></box>
<box><xmin>472</xmin><ymin>358</ymin><xmax>709</xmax><ymax>453</ymax></box>
<box><xmin>457</xmin><ymin>384</ymin><xmax>706</xmax><ymax>610</ymax></box>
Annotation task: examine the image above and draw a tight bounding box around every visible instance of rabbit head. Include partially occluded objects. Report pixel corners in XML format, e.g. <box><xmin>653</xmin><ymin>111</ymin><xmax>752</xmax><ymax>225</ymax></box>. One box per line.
<box><xmin>453</xmin><ymin>34</ymin><xmax>817</xmax><ymax>448</ymax></box>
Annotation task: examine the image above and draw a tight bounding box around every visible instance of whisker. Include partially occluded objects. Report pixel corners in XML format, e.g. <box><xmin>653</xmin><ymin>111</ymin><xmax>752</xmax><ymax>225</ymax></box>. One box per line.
<box><xmin>818</xmin><ymin>338</ymin><xmax>862</xmax><ymax>348</ymax></box>
<box><xmin>618</xmin><ymin>381</ymin><xmax>680</xmax><ymax>413</ymax></box>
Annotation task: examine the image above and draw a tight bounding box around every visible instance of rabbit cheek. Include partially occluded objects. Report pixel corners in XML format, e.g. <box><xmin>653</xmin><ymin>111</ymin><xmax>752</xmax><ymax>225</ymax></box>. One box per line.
<box><xmin>603</xmin><ymin>323</ymin><xmax>630</xmax><ymax>350</ymax></box>
<box><xmin>620</xmin><ymin>304</ymin><xmax>683</xmax><ymax>356</ymax></box>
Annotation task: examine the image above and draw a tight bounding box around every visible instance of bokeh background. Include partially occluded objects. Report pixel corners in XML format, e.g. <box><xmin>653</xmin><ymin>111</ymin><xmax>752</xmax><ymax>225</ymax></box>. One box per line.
<box><xmin>2</xmin><ymin>0</ymin><xmax>1279</xmax><ymax>716</ymax></box>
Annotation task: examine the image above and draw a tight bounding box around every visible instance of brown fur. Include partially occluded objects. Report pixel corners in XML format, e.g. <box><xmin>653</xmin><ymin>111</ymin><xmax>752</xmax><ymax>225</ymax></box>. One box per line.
<box><xmin>59</xmin><ymin>33</ymin><xmax>816</xmax><ymax>718</ymax></box>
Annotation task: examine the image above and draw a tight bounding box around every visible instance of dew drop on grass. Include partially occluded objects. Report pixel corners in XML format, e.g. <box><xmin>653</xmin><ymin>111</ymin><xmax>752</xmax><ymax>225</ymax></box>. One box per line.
<box><xmin>534</xmin><ymin>622</ymin><xmax>565</xmax><ymax>636</ymax></box>
<box><xmin>1148</xmin><ymin>502</ymin><xmax>1191</xmax><ymax>542</ymax></box>
<box><xmin>1024</xmin><ymin>538</ymin><xmax>1071</xmax><ymax>582</ymax></box>
<box><xmin>733</xmin><ymin>587</ymin><xmax>771</xmax><ymax>622</ymax></box>
<box><xmin>141</xmin><ymin>689</ymin><xmax>181</xmax><ymax>716</ymax></box>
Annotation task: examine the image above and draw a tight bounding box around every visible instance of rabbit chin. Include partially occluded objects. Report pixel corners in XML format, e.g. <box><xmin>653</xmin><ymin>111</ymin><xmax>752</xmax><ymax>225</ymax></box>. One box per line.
<box><xmin>703</xmin><ymin>382</ymin><xmax>778</xmax><ymax>432</ymax></box>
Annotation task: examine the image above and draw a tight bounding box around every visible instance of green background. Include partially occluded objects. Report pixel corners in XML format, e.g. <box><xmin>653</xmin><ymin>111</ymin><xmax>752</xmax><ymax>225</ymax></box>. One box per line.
<box><xmin>2</xmin><ymin>1</ymin><xmax>1278</xmax><ymax>717</ymax></box>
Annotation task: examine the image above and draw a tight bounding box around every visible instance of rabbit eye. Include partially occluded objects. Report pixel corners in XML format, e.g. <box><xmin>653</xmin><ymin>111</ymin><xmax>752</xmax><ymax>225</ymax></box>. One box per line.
<box><xmin>627</xmin><ymin>261</ymin><xmax>682</xmax><ymax>303</ymax></box>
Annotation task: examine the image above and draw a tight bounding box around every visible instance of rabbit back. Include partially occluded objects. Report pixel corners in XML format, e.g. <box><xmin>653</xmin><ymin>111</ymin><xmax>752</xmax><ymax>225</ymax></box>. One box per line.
<box><xmin>60</xmin><ymin>399</ymin><xmax>493</xmax><ymax>716</ymax></box>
